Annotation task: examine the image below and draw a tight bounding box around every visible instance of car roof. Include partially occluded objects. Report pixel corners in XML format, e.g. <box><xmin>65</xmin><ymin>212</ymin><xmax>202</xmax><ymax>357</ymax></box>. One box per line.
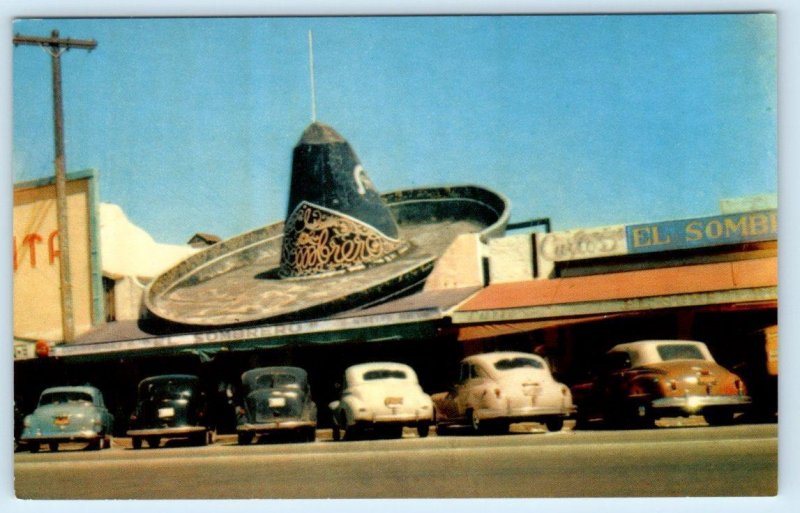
<box><xmin>138</xmin><ymin>374</ymin><xmax>199</xmax><ymax>386</ymax></box>
<box><xmin>344</xmin><ymin>362</ymin><xmax>417</xmax><ymax>384</ymax></box>
<box><xmin>241</xmin><ymin>366</ymin><xmax>308</xmax><ymax>385</ymax></box>
<box><xmin>609</xmin><ymin>340</ymin><xmax>714</xmax><ymax>365</ymax></box>
<box><xmin>41</xmin><ymin>385</ymin><xmax>100</xmax><ymax>395</ymax></box>
<box><xmin>463</xmin><ymin>351</ymin><xmax>545</xmax><ymax>366</ymax></box>
<box><xmin>610</xmin><ymin>340</ymin><xmax>709</xmax><ymax>353</ymax></box>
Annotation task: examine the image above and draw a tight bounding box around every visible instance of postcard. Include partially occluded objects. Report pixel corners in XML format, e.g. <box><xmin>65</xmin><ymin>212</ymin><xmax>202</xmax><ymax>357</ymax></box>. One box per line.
<box><xmin>11</xmin><ymin>12</ymin><xmax>778</xmax><ymax>503</ymax></box>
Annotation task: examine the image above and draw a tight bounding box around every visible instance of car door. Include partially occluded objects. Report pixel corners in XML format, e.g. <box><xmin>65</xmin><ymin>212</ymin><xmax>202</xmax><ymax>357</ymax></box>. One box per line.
<box><xmin>456</xmin><ymin>362</ymin><xmax>488</xmax><ymax>417</ymax></box>
<box><xmin>598</xmin><ymin>351</ymin><xmax>633</xmax><ymax>417</ymax></box>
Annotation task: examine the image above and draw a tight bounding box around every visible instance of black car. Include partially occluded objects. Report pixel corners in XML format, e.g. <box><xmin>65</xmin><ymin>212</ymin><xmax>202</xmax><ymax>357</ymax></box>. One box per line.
<box><xmin>236</xmin><ymin>366</ymin><xmax>317</xmax><ymax>444</ymax></box>
<box><xmin>127</xmin><ymin>374</ymin><xmax>214</xmax><ymax>449</ymax></box>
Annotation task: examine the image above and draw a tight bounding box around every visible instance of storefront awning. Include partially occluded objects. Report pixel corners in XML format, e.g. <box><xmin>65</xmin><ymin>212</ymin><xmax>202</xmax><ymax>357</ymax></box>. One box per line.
<box><xmin>28</xmin><ymin>287</ymin><xmax>480</xmax><ymax>363</ymax></box>
<box><xmin>455</xmin><ymin>314</ymin><xmax>626</xmax><ymax>341</ymax></box>
<box><xmin>453</xmin><ymin>257</ymin><xmax>777</xmax><ymax>325</ymax></box>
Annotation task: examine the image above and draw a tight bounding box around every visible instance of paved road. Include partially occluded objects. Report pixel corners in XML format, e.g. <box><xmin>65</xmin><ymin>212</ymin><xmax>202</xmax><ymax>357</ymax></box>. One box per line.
<box><xmin>14</xmin><ymin>423</ymin><xmax>776</xmax><ymax>499</ymax></box>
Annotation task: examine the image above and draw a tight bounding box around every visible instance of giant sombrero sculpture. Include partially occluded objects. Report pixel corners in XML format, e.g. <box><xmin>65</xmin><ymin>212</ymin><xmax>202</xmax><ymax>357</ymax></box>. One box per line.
<box><xmin>144</xmin><ymin>122</ymin><xmax>509</xmax><ymax>327</ymax></box>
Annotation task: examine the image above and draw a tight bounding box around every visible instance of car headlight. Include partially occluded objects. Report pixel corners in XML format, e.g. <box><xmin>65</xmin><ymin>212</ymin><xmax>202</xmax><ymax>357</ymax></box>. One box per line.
<box><xmin>23</xmin><ymin>416</ymin><xmax>32</xmax><ymax>428</ymax></box>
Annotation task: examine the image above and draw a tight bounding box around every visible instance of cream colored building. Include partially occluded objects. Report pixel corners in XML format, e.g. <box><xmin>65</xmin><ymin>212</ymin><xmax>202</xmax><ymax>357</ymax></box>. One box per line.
<box><xmin>13</xmin><ymin>170</ymin><xmax>197</xmax><ymax>347</ymax></box>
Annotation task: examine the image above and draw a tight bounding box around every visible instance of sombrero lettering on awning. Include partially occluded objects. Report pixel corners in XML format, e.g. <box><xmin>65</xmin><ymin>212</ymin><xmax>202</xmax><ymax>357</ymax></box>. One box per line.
<box><xmin>31</xmin><ymin>287</ymin><xmax>480</xmax><ymax>363</ymax></box>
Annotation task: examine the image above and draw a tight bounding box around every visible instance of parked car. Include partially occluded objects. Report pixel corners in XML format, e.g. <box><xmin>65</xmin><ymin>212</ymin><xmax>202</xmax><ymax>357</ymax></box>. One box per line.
<box><xmin>236</xmin><ymin>366</ymin><xmax>317</xmax><ymax>444</ymax></box>
<box><xmin>127</xmin><ymin>374</ymin><xmax>214</xmax><ymax>449</ymax></box>
<box><xmin>20</xmin><ymin>386</ymin><xmax>113</xmax><ymax>452</ymax></box>
<box><xmin>571</xmin><ymin>340</ymin><xmax>752</xmax><ymax>429</ymax></box>
<box><xmin>14</xmin><ymin>398</ymin><xmax>24</xmax><ymax>452</ymax></box>
<box><xmin>432</xmin><ymin>352</ymin><xmax>574</xmax><ymax>434</ymax></box>
<box><xmin>329</xmin><ymin>362</ymin><xmax>433</xmax><ymax>440</ymax></box>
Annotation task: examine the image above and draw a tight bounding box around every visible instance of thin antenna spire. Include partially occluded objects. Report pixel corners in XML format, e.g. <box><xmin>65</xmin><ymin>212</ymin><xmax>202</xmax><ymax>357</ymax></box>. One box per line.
<box><xmin>308</xmin><ymin>30</ymin><xmax>317</xmax><ymax>122</ymax></box>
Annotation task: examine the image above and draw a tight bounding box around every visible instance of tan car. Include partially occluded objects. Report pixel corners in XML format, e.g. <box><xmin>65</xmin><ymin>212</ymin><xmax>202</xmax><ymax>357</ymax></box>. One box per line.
<box><xmin>572</xmin><ymin>340</ymin><xmax>751</xmax><ymax>429</ymax></box>
<box><xmin>432</xmin><ymin>352</ymin><xmax>575</xmax><ymax>434</ymax></box>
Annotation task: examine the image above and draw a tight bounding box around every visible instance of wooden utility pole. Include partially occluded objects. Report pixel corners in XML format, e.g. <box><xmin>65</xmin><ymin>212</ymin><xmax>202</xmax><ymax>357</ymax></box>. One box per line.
<box><xmin>13</xmin><ymin>30</ymin><xmax>97</xmax><ymax>343</ymax></box>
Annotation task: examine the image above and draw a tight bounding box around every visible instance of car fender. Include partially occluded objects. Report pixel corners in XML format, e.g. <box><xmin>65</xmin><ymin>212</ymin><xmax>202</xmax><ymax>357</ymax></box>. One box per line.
<box><xmin>430</xmin><ymin>392</ymin><xmax>450</xmax><ymax>419</ymax></box>
<box><xmin>339</xmin><ymin>396</ymin><xmax>363</xmax><ymax>426</ymax></box>
<box><xmin>305</xmin><ymin>400</ymin><xmax>318</xmax><ymax>422</ymax></box>
<box><xmin>467</xmin><ymin>384</ymin><xmax>492</xmax><ymax>412</ymax></box>
<box><xmin>328</xmin><ymin>400</ymin><xmax>341</xmax><ymax>414</ymax></box>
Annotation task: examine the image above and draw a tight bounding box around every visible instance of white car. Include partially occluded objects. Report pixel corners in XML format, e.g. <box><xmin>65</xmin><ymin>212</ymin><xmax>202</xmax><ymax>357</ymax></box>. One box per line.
<box><xmin>432</xmin><ymin>352</ymin><xmax>575</xmax><ymax>434</ymax></box>
<box><xmin>329</xmin><ymin>362</ymin><xmax>433</xmax><ymax>440</ymax></box>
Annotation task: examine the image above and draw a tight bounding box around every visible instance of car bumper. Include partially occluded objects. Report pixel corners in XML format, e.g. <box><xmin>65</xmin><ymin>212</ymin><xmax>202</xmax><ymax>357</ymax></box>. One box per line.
<box><xmin>127</xmin><ymin>426</ymin><xmax>207</xmax><ymax>438</ymax></box>
<box><xmin>476</xmin><ymin>405</ymin><xmax>576</xmax><ymax>422</ymax></box>
<box><xmin>238</xmin><ymin>420</ymin><xmax>315</xmax><ymax>433</ymax></box>
<box><xmin>21</xmin><ymin>430</ymin><xmax>103</xmax><ymax>444</ymax></box>
<box><xmin>354</xmin><ymin>411</ymin><xmax>432</xmax><ymax>426</ymax></box>
<box><xmin>651</xmin><ymin>395</ymin><xmax>751</xmax><ymax>413</ymax></box>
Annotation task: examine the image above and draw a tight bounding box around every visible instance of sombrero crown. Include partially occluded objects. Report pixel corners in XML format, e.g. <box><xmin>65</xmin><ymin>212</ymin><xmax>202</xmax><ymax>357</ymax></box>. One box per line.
<box><xmin>144</xmin><ymin>120</ymin><xmax>509</xmax><ymax>327</ymax></box>
<box><xmin>279</xmin><ymin>122</ymin><xmax>409</xmax><ymax>278</ymax></box>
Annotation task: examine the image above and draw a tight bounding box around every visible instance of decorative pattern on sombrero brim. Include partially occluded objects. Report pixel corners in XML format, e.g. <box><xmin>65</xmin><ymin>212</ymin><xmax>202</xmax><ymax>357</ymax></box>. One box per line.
<box><xmin>144</xmin><ymin>185</ymin><xmax>509</xmax><ymax>326</ymax></box>
<box><xmin>279</xmin><ymin>201</ymin><xmax>408</xmax><ymax>278</ymax></box>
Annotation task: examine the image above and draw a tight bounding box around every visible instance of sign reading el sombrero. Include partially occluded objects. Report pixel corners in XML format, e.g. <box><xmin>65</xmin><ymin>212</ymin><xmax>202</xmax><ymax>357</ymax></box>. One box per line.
<box><xmin>536</xmin><ymin>209</ymin><xmax>777</xmax><ymax>263</ymax></box>
<box><xmin>626</xmin><ymin>210</ymin><xmax>777</xmax><ymax>254</ymax></box>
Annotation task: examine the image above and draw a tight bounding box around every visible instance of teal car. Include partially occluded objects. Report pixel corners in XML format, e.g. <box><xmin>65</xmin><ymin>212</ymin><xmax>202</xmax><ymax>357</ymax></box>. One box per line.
<box><xmin>21</xmin><ymin>386</ymin><xmax>114</xmax><ymax>452</ymax></box>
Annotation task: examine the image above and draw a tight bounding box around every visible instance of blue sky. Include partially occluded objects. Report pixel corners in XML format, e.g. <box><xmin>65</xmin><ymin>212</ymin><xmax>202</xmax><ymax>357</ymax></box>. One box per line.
<box><xmin>12</xmin><ymin>14</ymin><xmax>777</xmax><ymax>244</ymax></box>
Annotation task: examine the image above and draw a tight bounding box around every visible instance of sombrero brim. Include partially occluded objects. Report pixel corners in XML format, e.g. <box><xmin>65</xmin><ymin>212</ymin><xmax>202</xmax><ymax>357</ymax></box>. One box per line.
<box><xmin>144</xmin><ymin>185</ymin><xmax>509</xmax><ymax>327</ymax></box>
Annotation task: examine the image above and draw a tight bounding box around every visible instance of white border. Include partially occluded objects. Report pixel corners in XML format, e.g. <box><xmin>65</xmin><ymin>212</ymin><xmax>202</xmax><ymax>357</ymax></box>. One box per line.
<box><xmin>3</xmin><ymin>2</ymin><xmax>797</xmax><ymax>513</ymax></box>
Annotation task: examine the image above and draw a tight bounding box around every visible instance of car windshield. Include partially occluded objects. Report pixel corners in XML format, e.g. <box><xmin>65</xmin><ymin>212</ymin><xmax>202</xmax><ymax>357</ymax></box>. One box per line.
<box><xmin>143</xmin><ymin>380</ymin><xmax>196</xmax><ymax>400</ymax></box>
<box><xmin>363</xmin><ymin>369</ymin><xmax>407</xmax><ymax>381</ymax></box>
<box><xmin>657</xmin><ymin>344</ymin><xmax>706</xmax><ymax>361</ymax></box>
<box><xmin>253</xmin><ymin>373</ymin><xmax>298</xmax><ymax>389</ymax></box>
<box><xmin>494</xmin><ymin>357</ymin><xmax>544</xmax><ymax>371</ymax></box>
<box><xmin>39</xmin><ymin>391</ymin><xmax>93</xmax><ymax>406</ymax></box>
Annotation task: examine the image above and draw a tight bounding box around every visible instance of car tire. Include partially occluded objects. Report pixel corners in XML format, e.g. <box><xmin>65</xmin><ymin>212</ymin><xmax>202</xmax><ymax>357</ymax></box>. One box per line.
<box><xmin>704</xmin><ymin>410</ymin><xmax>735</xmax><ymax>426</ymax></box>
<box><xmin>417</xmin><ymin>422</ymin><xmax>430</xmax><ymax>438</ymax></box>
<box><xmin>146</xmin><ymin>436</ymin><xmax>160</xmax><ymax>449</ymax></box>
<box><xmin>237</xmin><ymin>432</ymin><xmax>254</xmax><ymax>445</ymax></box>
<box><xmin>132</xmin><ymin>437</ymin><xmax>142</xmax><ymax>450</ymax></box>
<box><xmin>467</xmin><ymin>409</ymin><xmax>483</xmax><ymax>435</ymax></box>
<box><xmin>48</xmin><ymin>442</ymin><xmax>59</xmax><ymax>452</ymax></box>
<box><xmin>631</xmin><ymin>405</ymin><xmax>656</xmax><ymax>429</ymax></box>
<box><xmin>342</xmin><ymin>413</ymin><xmax>359</xmax><ymax>441</ymax></box>
<box><xmin>29</xmin><ymin>442</ymin><xmax>40</xmax><ymax>453</ymax></box>
<box><xmin>192</xmin><ymin>432</ymin><xmax>207</xmax><ymax>446</ymax></box>
<box><xmin>490</xmin><ymin>420</ymin><xmax>510</xmax><ymax>434</ymax></box>
<box><xmin>384</xmin><ymin>425</ymin><xmax>403</xmax><ymax>439</ymax></box>
<box><xmin>435</xmin><ymin>423</ymin><xmax>451</xmax><ymax>436</ymax></box>
<box><xmin>545</xmin><ymin>417</ymin><xmax>564</xmax><ymax>432</ymax></box>
<box><xmin>573</xmin><ymin>410</ymin><xmax>590</xmax><ymax>430</ymax></box>
<box><xmin>343</xmin><ymin>423</ymin><xmax>361</xmax><ymax>441</ymax></box>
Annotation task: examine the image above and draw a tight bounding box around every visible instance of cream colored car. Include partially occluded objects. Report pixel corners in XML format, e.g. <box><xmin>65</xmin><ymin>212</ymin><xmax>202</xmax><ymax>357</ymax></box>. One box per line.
<box><xmin>432</xmin><ymin>352</ymin><xmax>575</xmax><ymax>434</ymax></box>
<box><xmin>329</xmin><ymin>362</ymin><xmax>433</xmax><ymax>440</ymax></box>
